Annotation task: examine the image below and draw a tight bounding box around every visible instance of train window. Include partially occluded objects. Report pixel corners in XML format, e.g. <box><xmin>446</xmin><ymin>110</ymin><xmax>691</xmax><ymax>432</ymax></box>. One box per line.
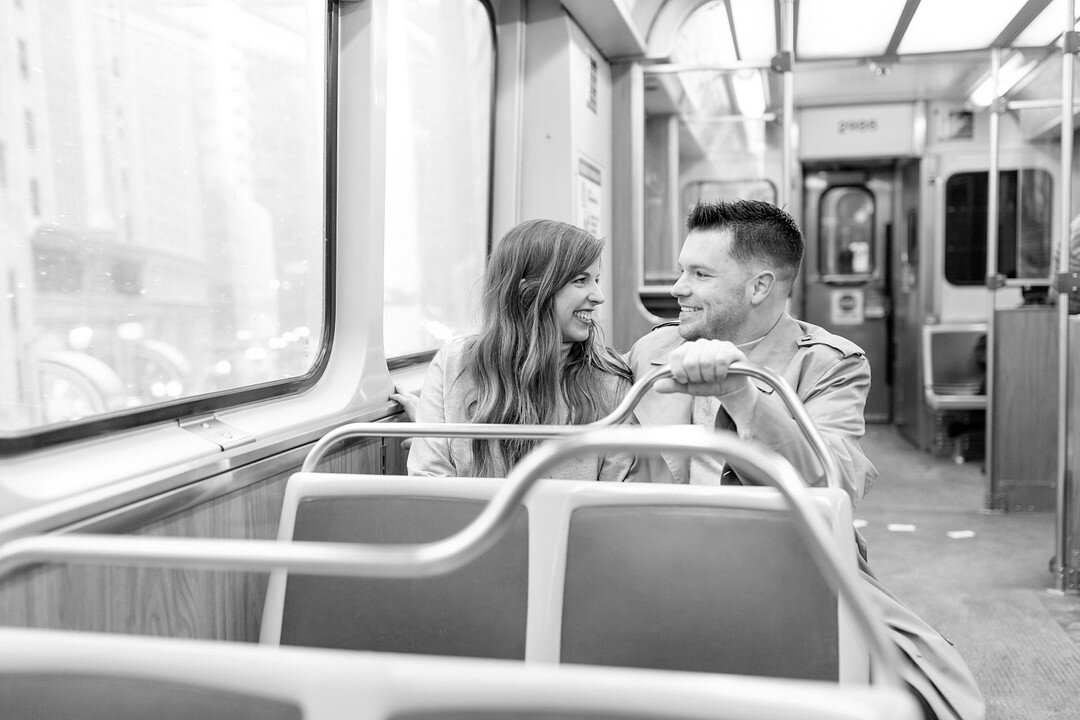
<box><xmin>1</xmin><ymin>0</ymin><xmax>328</xmax><ymax>441</ymax></box>
<box><xmin>944</xmin><ymin>169</ymin><xmax>1052</xmax><ymax>285</ymax></box>
<box><xmin>382</xmin><ymin>0</ymin><xmax>494</xmax><ymax>363</ymax></box>
<box><xmin>818</xmin><ymin>186</ymin><xmax>876</xmax><ymax>279</ymax></box>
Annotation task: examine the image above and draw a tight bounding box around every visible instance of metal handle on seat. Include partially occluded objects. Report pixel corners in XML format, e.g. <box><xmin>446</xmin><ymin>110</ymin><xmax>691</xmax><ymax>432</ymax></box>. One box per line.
<box><xmin>306</xmin><ymin>362</ymin><xmax>840</xmax><ymax>490</ymax></box>
<box><xmin>721</xmin><ymin>362</ymin><xmax>841</xmax><ymax>490</ymax></box>
<box><xmin>0</xmin><ymin>426</ymin><xmax>899</xmax><ymax>686</ymax></box>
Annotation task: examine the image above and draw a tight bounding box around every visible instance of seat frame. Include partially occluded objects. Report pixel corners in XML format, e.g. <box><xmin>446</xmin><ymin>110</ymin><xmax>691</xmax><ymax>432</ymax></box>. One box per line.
<box><xmin>0</xmin><ymin>626</ymin><xmax>918</xmax><ymax>720</ymax></box>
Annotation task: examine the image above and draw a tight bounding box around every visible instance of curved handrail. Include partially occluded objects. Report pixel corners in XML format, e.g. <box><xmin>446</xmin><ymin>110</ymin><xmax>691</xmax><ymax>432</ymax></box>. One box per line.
<box><xmin>305</xmin><ymin>362</ymin><xmax>840</xmax><ymax>489</ymax></box>
<box><xmin>0</xmin><ymin>426</ymin><xmax>899</xmax><ymax>686</ymax></box>
<box><xmin>712</xmin><ymin>362</ymin><xmax>842</xmax><ymax>491</ymax></box>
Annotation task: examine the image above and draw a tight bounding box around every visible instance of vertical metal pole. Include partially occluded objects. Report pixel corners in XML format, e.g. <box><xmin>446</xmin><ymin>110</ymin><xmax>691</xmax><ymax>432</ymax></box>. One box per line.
<box><xmin>985</xmin><ymin>48</ymin><xmax>1001</xmax><ymax>495</ymax></box>
<box><xmin>667</xmin><ymin>114</ymin><xmax>682</xmax><ymax>270</ymax></box>
<box><xmin>1054</xmin><ymin>0</ymin><xmax>1076</xmax><ymax>594</ymax></box>
<box><xmin>780</xmin><ymin>0</ymin><xmax>794</xmax><ymax>210</ymax></box>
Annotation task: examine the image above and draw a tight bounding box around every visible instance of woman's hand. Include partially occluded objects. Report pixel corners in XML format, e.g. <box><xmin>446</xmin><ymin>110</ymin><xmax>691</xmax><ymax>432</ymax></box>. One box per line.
<box><xmin>389</xmin><ymin>386</ymin><xmax>419</xmax><ymax>451</ymax></box>
<box><xmin>390</xmin><ymin>386</ymin><xmax>420</xmax><ymax>422</ymax></box>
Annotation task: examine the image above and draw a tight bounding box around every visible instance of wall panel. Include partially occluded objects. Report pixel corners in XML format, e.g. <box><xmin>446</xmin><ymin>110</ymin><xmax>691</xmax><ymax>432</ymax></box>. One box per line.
<box><xmin>0</xmin><ymin>436</ymin><xmax>388</xmax><ymax>641</ymax></box>
<box><xmin>991</xmin><ymin>306</ymin><xmax>1058</xmax><ymax>510</ymax></box>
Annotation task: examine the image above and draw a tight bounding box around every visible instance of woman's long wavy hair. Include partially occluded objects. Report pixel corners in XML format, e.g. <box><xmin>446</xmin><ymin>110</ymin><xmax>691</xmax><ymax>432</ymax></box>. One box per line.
<box><xmin>461</xmin><ymin>219</ymin><xmax>632</xmax><ymax>476</ymax></box>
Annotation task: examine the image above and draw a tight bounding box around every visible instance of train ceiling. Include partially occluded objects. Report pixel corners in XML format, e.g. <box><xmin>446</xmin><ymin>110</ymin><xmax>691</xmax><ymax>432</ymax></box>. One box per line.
<box><xmin>786</xmin><ymin>0</ymin><xmax>1074</xmax><ymax>109</ymax></box>
<box><xmin>569</xmin><ymin>0</ymin><xmax>1079</xmax><ymax>111</ymax></box>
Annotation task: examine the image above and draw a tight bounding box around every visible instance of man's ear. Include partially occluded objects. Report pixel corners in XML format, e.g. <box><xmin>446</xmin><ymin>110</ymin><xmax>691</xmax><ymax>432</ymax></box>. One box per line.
<box><xmin>748</xmin><ymin>270</ymin><xmax>776</xmax><ymax>306</ymax></box>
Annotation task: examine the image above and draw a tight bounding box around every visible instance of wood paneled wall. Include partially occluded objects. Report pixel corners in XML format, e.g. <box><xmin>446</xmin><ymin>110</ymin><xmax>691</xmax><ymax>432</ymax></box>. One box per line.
<box><xmin>0</xmin><ymin>435</ymin><xmax>401</xmax><ymax>641</ymax></box>
<box><xmin>991</xmin><ymin>306</ymin><xmax>1058</xmax><ymax>511</ymax></box>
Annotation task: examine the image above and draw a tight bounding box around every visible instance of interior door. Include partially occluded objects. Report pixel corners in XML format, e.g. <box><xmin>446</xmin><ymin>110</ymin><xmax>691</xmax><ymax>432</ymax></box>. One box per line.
<box><xmin>802</xmin><ymin>169</ymin><xmax>893</xmax><ymax>422</ymax></box>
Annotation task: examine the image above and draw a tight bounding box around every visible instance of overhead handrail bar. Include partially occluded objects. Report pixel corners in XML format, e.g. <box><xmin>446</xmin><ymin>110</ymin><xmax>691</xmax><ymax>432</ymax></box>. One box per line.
<box><xmin>303</xmin><ymin>362</ymin><xmax>841</xmax><ymax>489</ymax></box>
<box><xmin>0</xmin><ymin>426</ymin><xmax>899</xmax><ymax>687</ymax></box>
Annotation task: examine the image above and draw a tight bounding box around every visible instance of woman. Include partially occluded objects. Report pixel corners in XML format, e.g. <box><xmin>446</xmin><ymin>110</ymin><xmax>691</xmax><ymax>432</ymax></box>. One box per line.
<box><xmin>396</xmin><ymin>219</ymin><xmax>633</xmax><ymax>481</ymax></box>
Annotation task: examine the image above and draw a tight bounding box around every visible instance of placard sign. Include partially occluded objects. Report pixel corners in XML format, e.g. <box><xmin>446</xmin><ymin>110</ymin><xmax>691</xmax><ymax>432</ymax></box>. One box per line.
<box><xmin>578</xmin><ymin>157</ymin><xmax>603</xmax><ymax>237</ymax></box>
<box><xmin>830</xmin><ymin>288</ymin><xmax>865</xmax><ymax>325</ymax></box>
<box><xmin>799</xmin><ymin>104</ymin><xmax>920</xmax><ymax>160</ymax></box>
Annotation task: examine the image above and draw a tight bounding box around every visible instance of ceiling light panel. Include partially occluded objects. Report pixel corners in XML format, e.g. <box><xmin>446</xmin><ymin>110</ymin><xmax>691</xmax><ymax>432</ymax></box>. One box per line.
<box><xmin>797</xmin><ymin>0</ymin><xmax>908</xmax><ymax>59</ymax></box>
<box><xmin>899</xmin><ymin>0</ymin><xmax>1019</xmax><ymax>54</ymax></box>
<box><xmin>729</xmin><ymin>0</ymin><xmax>776</xmax><ymax>63</ymax></box>
<box><xmin>1014</xmin><ymin>0</ymin><xmax>1079</xmax><ymax>47</ymax></box>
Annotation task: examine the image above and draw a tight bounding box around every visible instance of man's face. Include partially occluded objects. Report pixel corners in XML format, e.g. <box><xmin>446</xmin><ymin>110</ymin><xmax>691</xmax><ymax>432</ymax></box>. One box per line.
<box><xmin>671</xmin><ymin>228</ymin><xmax>753</xmax><ymax>342</ymax></box>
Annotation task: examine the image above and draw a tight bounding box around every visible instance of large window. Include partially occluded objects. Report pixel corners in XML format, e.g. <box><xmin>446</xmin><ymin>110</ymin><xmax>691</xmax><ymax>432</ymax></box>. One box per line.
<box><xmin>944</xmin><ymin>169</ymin><xmax>1053</xmax><ymax>285</ymax></box>
<box><xmin>0</xmin><ymin>0</ymin><xmax>328</xmax><ymax>438</ymax></box>
<box><xmin>383</xmin><ymin>0</ymin><xmax>494</xmax><ymax>362</ymax></box>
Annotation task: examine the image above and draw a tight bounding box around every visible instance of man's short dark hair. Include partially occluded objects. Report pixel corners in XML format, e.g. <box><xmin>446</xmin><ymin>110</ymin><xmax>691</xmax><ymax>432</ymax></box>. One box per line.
<box><xmin>686</xmin><ymin>199</ymin><xmax>804</xmax><ymax>283</ymax></box>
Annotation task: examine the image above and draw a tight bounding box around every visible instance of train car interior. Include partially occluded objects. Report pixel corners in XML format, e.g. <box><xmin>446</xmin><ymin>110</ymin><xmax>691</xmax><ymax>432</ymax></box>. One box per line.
<box><xmin>2</xmin><ymin>0</ymin><xmax>1080</xmax><ymax>718</ymax></box>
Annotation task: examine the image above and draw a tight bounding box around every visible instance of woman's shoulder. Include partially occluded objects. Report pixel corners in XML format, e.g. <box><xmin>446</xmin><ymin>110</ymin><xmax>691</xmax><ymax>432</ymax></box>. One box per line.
<box><xmin>433</xmin><ymin>335</ymin><xmax>474</xmax><ymax>361</ymax></box>
<box><xmin>425</xmin><ymin>337</ymin><xmax>478</xmax><ymax>383</ymax></box>
<box><xmin>592</xmin><ymin>350</ymin><xmax>634</xmax><ymax>395</ymax></box>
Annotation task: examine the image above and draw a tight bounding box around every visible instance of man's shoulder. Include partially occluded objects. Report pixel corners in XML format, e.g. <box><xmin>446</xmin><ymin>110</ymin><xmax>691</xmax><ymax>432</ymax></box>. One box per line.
<box><xmin>628</xmin><ymin>322</ymin><xmax>684</xmax><ymax>363</ymax></box>
<box><xmin>790</xmin><ymin>319</ymin><xmax>866</xmax><ymax>359</ymax></box>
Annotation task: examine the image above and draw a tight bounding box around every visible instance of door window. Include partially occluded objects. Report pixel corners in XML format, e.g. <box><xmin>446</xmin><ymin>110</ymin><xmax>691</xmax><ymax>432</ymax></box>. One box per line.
<box><xmin>819</xmin><ymin>186</ymin><xmax>876</xmax><ymax>280</ymax></box>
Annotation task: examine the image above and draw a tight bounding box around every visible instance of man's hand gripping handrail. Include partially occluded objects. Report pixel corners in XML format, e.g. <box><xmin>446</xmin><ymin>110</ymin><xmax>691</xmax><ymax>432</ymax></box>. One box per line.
<box><xmin>306</xmin><ymin>362</ymin><xmax>841</xmax><ymax>490</ymax></box>
<box><xmin>0</xmin><ymin>426</ymin><xmax>899</xmax><ymax>687</ymax></box>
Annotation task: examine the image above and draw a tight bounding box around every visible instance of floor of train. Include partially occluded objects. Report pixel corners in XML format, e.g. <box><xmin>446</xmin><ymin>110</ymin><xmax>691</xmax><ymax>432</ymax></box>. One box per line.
<box><xmin>858</xmin><ymin>424</ymin><xmax>1080</xmax><ymax>720</ymax></box>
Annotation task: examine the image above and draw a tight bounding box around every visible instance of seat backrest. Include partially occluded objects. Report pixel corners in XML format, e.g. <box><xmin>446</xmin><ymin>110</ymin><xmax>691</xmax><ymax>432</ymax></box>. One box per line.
<box><xmin>262</xmin><ymin>476</ymin><xmax>529</xmax><ymax>658</ymax></box>
<box><xmin>262</xmin><ymin>475</ymin><xmax>866</xmax><ymax>682</ymax></box>
<box><xmin>0</xmin><ymin>671</ymin><xmax>301</xmax><ymax>720</ymax></box>
<box><xmin>923</xmin><ymin>324</ymin><xmax>987</xmax><ymax>394</ymax></box>
<box><xmin>548</xmin><ymin>484</ymin><xmax>862</xmax><ymax>681</ymax></box>
<box><xmin>0</xmin><ymin>628</ymin><xmax>920</xmax><ymax>720</ymax></box>
<box><xmin>560</xmin><ymin>504</ymin><xmax>838</xmax><ymax>678</ymax></box>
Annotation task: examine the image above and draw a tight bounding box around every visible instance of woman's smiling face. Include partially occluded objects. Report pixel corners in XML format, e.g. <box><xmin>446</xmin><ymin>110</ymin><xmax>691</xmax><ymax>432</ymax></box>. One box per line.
<box><xmin>553</xmin><ymin>259</ymin><xmax>604</xmax><ymax>343</ymax></box>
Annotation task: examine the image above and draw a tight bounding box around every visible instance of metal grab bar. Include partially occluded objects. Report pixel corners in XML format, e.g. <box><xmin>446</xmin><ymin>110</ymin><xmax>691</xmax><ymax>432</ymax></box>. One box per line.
<box><xmin>305</xmin><ymin>362</ymin><xmax>841</xmax><ymax>490</ymax></box>
<box><xmin>0</xmin><ymin>426</ymin><xmax>900</xmax><ymax>687</ymax></box>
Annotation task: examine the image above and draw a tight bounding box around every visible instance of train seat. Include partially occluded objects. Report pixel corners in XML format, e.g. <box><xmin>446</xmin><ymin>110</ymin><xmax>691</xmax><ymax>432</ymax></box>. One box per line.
<box><xmin>559</xmin><ymin>496</ymin><xmax>845</xmax><ymax>679</ymax></box>
<box><xmin>0</xmin><ymin>627</ymin><xmax>919</xmax><ymax>720</ymax></box>
<box><xmin>260</xmin><ymin>476</ymin><xmax>530</xmax><ymax>658</ymax></box>
<box><xmin>922</xmin><ymin>323</ymin><xmax>987</xmax><ymax>410</ymax></box>
<box><xmin>922</xmin><ymin>323</ymin><xmax>987</xmax><ymax>461</ymax></box>
<box><xmin>261</xmin><ymin>474</ymin><xmax>867</xmax><ymax>683</ymax></box>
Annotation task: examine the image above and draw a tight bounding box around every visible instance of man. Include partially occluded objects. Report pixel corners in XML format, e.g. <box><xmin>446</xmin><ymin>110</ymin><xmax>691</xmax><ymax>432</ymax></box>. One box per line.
<box><xmin>627</xmin><ymin>199</ymin><xmax>984</xmax><ymax>720</ymax></box>
<box><xmin>628</xmin><ymin>198</ymin><xmax>875</xmax><ymax>503</ymax></box>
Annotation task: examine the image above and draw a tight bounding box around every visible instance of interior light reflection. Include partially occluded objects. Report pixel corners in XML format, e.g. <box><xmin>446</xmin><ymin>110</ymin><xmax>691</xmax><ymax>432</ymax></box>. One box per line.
<box><xmin>731</xmin><ymin>70</ymin><xmax>766</xmax><ymax>118</ymax></box>
<box><xmin>969</xmin><ymin>52</ymin><xmax>1038</xmax><ymax>107</ymax></box>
